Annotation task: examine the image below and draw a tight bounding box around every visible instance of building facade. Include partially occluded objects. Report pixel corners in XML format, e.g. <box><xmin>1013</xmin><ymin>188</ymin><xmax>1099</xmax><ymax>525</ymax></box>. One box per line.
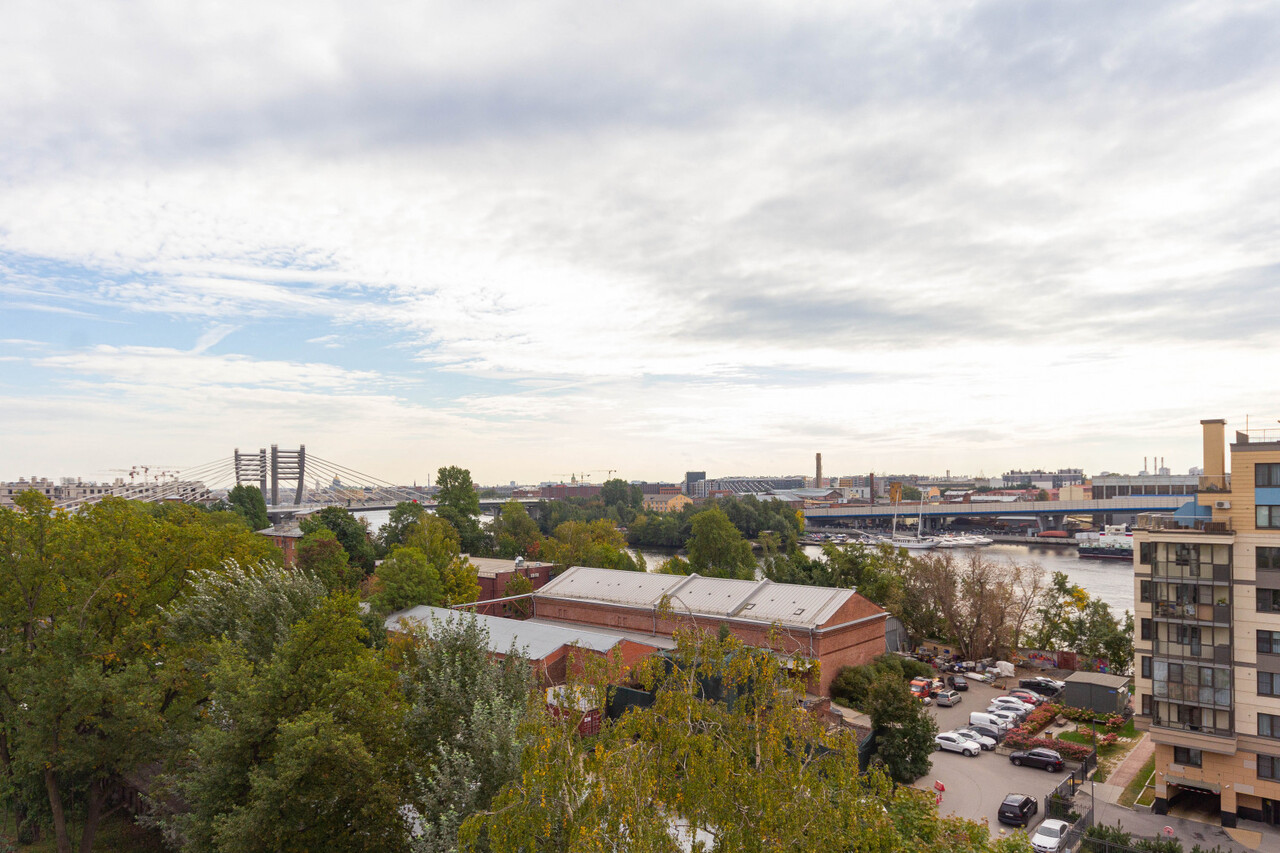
<box><xmin>1133</xmin><ymin>419</ymin><xmax>1280</xmax><ymax>827</ymax></box>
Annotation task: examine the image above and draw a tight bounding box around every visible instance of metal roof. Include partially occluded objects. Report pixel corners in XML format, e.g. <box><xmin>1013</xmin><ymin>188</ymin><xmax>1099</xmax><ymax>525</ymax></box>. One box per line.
<box><xmin>1063</xmin><ymin>671</ymin><xmax>1131</xmax><ymax>688</ymax></box>
<box><xmin>535</xmin><ymin>566</ymin><xmax>860</xmax><ymax>630</ymax></box>
<box><xmin>384</xmin><ymin>605</ymin><xmax>623</xmax><ymax>660</ymax></box>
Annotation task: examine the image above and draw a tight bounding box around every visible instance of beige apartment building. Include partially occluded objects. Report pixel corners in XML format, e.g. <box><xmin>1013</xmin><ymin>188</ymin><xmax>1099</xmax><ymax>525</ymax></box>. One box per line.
<box><xmin>1133</xmin><ymin>419</ymin><xmax>1280</xmax><ymax>827</ymax></box>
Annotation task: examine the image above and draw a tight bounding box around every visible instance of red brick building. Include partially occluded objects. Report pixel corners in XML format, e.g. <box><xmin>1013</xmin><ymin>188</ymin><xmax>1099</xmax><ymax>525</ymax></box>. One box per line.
<box><xmin>467</xmin><ymin>556</ymin><xmax>561</xmax><ymax>615</ymax></box>
<box><xmin>531</xmin><ymin>566</ymin><xmax>888</xmax><ymax>696</ymax></box>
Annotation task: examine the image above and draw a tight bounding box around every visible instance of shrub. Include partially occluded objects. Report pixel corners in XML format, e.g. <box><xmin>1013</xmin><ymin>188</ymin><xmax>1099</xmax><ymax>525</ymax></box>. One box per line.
<box><xmin>1105</xmin><ymin>713</ymin><xmax>1126</xmax><ymax>731</ymax></box>
<box><xmin>1100</xmin><ymin>732</ymin><xmax>1119</xmax><ymax>747</ymax></box>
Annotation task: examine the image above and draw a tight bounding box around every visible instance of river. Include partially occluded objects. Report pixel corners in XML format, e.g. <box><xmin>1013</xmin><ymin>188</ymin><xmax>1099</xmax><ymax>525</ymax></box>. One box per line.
<box><xmin>354</xmin><ymin>509</ymin><xmax>1134</xmax><ymax>615</ymax></box>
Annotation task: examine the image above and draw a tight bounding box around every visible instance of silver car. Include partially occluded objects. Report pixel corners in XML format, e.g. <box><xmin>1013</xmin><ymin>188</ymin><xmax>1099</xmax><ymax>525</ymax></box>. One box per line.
<box><xmin>951</xmin><ymin>727</ymin><xmax>997</xmax><ymax>751</ymax></box>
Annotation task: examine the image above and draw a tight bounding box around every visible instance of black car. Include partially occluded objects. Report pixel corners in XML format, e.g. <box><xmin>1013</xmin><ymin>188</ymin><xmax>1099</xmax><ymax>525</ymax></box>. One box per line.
<box><xmin>997</xmin><ymin>793</ymin><xmax>1039</xmax><ymax>827</ymax></box>
<box><xmin>1010</xmin><ymin>747</ymin><xmax>1065</xmax><ymax>772</ymax></box>
<box><xmin>947</xmin><ymin>674</ymin><xmax>969</xmax><ymax>691</ymax></box>
<box><xmin>1018</xmin><ymin>678</ymin><xmax>1063</xmax><ymax>698</ymax></box>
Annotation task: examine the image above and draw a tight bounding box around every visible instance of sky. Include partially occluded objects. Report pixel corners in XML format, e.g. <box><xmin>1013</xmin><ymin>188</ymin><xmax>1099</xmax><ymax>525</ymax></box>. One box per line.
<box><xmin>3</xmin><ymin>0</ymin><xmax>1280</xmax><ymax>487</ymax></box>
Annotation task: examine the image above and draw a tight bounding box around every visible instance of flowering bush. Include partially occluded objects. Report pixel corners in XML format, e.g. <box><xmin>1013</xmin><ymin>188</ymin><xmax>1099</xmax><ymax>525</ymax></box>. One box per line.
<box><xmin>1019</xmin><ymin>703</ymin><xmax>1060</xmax><ymax>737</ymax></box>
<box><xmin>1104</xmin><ymin>714</ymin><xmax>1126</xmax><ymax>731</ymax></box>
<box><xmin>1003</xmin><ymin>730</ymin><xmax>1093</xmax><ymax>762</ymax></box>
<box><xmin>1099</xmin><ymin>732</ymin><xmax>1119</xmax><ymax>747</ymax></box>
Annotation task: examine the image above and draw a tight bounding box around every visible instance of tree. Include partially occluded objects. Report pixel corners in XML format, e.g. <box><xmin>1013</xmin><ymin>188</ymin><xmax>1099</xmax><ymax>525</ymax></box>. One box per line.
<box><xmin>1035</xmin><ymin>489</ymin><xmax>1050</xmax><ymax>502</ymax></box>
<box><xmin>686</xmin><ymin>505</ymin><xmax>756</xmax><ymax>579</ymax></box>
<box><xmin>867</xmin><ymin>672</ymin><xmax>937</xmax><ymax>783</ymax></box>
<box><xmin>378</xmin><ymin>501</ymin><xmax>427</xmax><ymax>550</ymax></box>
<box><xmin>397</xmin><ymin>616</ymin><xmax>532</xmax><ymax>852</ymax></box>
<box><xmin>371</xmin><ymin>546</ymin><xmax>443</xmax><ymax>614</ymax></box>
<box><xmin>542</xmin><ymin>519</ymin><xmax>644</xmax><ymax>572</ymax></box>
<box><xmin>300</xmin><ymin>506</ymin><xmax>376</xmax><ymax>572</ymax></box>
<box><xmin>296</xmin><ymin>527</ymin><xmax>358</xmax><ymax>592</ymax></box>
<box><xmin>489</xmin><ymin>500</ymin><xmax>543</xmax><ymax>560</ymax></box>
<box><xmin>403</xmin><ymin>516</ymin><xmax>481</xmax><ymax>606</ymax></box>
<box><xmin>156</xmin><ymin>595</ymin><xmax>412</xmax><ymax>853</ymax></box>
<box><xmin>900</xmin><ymin>485</ymin><xmax>923</xmax><ymax>502</ymax></box>
<box><xmin>227</xmin><ymin>484</ymin><xmax>270</xmax><ymax>531</ymax></box>
<box><xmin>435</xmin><ymin>466</ymin><xmax>487</xmax><ymax>555</ymax></box>
<box><xmin>502</xmin><ymin>573</ymin><xmax>533</xmax><ymax>618</ymax></box>
<box><xmin>0</xmin><ymin>494</ymin><xmax>277</xmax><ymax>853</ymax></box>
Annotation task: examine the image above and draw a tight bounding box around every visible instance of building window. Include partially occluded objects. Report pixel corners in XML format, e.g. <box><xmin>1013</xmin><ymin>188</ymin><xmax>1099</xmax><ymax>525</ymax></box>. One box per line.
<box><xmin>1140</xmin><ymin>580</ymin><xmax>1153</xmax><ymax>602</ymax></box>
<box><xmin>1260</xmin><ymin>589</ymin><xmax>1280</xmax><ymax>613</ymax></box>
<box><xmin>1261</xmin><ymin>672</ymin><xmax>1280</xmax><ymax>697</ymax></box>
<box><xmin>1257</xmin><ymin>464</ymin><xmax>1280</xmax><ymax>487</ymax></box>
<box><xmin>1262</xmin><ymin>547</ymin><xmax>1280</xmax><ymax>571</ymax></box>
<box><xmin>1141</xmin><ymin>656</ymin><xmax>1152</xmax><ymax>678</ymax></box>
<box><xmin>1262</xmin><ymin>714</ymin><xmax>1280</xmax><ymax>739</ymax></box>
<box><xmin>1141</xmin><ymin>618</ymin><xmax>1152</xmax><ymax>640</ymax></box>
<box><xmin>1261</xmin><ymin>755</ymin><xmax>1280</xmax><ymax>781</ymax></box>
<box><xmin>1173</xmin><ymin>747</ymin><xmax>1203</xmax><ymax>767</ymax></box>
<box><xmin>1140</xmin><ymin>543</ymin><xmax>1154</xmax><ymax>565</ymax></box>
<box><xmin>1142</xmin><ymin>694</ymin><xmax>1152</xmax><ymax>716</ymax></box>
<box><xmin>1261</xmin><ymin>506</ymin><xmax>1280</xmax><ymax>530</ymax></box>
<box><xmin>1262</xmin><ymin>632</ymin><xmax>1280</xmax><ymax>655</ymax></box>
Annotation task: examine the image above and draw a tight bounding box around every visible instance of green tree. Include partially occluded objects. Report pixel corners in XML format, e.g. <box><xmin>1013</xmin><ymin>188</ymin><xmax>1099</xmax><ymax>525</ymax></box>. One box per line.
<box><xmin>542</xmin><ymin>519</ymin><xmax>644</xmax><ymax>572</ymax></box>
<box><xmin>686</xmin><ymin>505</ymin><xmax>756</xmax><ymax>579</ymax></box>
<box><xmin>371</xmin><ymin>546</ymin><xmax>443</xmax><ymax>614</ymax></box>
<box><xmin>378</xmin><ymin>501</ymin><xmax>427</xmax><ymax>550</ymax></box>
<box><xmin>867</xmin><ymin>672</ymin><xmax>937</xmax><ymax>783</ymax></box>
<box><xmin>227</xmin><ymin>483</ymin><xmax>270</xmax><ymax>531</ymax></box>
<box><xmin>296</xmin><ymin>527</ymin><xmax>358</xmax><ymax>592</ymax></box>
<box><xmin>300</xmin><ymin>506</ymin><xmax>376</xmax><ymax>572</ymax></box>
<box><xmin>402</xmin><ymin>516</ymin><xmax>481</xmax><ymax>605</ymax></box>
<box><xmin>599</xmin><ymin>478</ymin><xmax>640</xmax><ymax>511</ymax></box>
<box><xmin>502</xmin><ymin>573</ymin><xmax>534</xmax><ymax>618</ymax></box>
<box><xmin>157</xmin><ymin>595</ymin><xmax>412</xmax><ymax>853</ymax></box>
<box><xmin>900</xmin><ymin>485</ymin><xmax>923</xmax><ymax>502</ymax></box>
<box><xmin>489</xmin><ymin>499</ymin><xmax>544</xmax><ymax>560</ymax></box>
<box><xmin>435</xmin><ymin>466</ymin><xmax>487</xmax><ymax>555</ymax></box>
<box><xmin>0</xmin><ymin>494</ymin><xmax>276</xmax><ymax>853</ymax></box>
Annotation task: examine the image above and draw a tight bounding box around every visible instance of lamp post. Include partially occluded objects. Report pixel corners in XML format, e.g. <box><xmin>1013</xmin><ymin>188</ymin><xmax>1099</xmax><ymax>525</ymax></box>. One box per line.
<box><xmin>1090</xmin><ymin>716</ymin><xmax>1098</xmax><ymax>826</ymax></box>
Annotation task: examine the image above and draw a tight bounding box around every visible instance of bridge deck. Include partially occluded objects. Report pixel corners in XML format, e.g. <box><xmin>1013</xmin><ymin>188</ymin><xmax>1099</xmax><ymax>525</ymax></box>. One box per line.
<box><xmin>803</xmin><ymin>495</ymin><xmax>1186</xmax><ymax>520</ymax></box>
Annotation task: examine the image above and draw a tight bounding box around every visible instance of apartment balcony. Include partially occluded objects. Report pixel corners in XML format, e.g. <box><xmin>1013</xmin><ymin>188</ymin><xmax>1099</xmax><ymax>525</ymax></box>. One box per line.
<box><xmin>1150</xmin><ymin>638</ymin><xmax>1232</xmax><ymax>664</ymax></box>
<box><xmin>1152</xmin><ymin>601</ymin><xmax>1232</xmax><ymax>626</ymax></box>
<box><xmin>1149</xmin><ymin>720</ymin><xmax>1237</xmax><ymax>754</ymax></box>
<box><xmin>1136</xmin><ymin>513</ymin><xmax>1232</xmax><ymax>534</ymax></box>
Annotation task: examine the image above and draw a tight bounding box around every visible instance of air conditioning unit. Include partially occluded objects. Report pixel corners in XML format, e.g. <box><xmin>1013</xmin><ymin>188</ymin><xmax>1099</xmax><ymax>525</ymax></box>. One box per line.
<box><xmin>1214</xmin><ymin>500</ymin><xmax>1231</xmax><ymax>509</ymax></box>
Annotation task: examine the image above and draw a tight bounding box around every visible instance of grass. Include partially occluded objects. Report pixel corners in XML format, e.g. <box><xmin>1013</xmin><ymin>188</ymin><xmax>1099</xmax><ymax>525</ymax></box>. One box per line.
<box><xmin>1118</xmin><ymin>755</ymin><xmax>1157</xmax><ymax>809</ymax></box>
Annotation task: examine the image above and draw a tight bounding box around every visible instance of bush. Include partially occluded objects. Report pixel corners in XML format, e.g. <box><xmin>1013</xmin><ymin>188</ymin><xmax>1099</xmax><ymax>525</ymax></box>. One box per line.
<box><xmin>1003</xmin><ymin>727</ymin><xmax>1093</xmax><ymax>762</ymax></box>
<box><xmin>899</xmin><ymin>657</ymin><xmax>936</xmax><ymax>680</ymax></box>
<box><xmin>1105</xmin><ymin>713</ymin><xmax>1126</xmax><ymax>731</ymax></box>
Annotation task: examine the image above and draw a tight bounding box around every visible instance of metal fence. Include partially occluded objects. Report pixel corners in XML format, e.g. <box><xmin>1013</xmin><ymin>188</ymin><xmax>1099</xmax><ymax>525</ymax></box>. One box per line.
<box><xmin>1049</xmin><ymin>750</ymin><xmax>1098</xmax><ymax>805</ymax></box>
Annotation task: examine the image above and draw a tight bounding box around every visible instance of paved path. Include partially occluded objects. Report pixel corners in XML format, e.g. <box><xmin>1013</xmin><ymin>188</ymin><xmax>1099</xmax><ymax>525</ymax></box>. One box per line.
<box><xmin>1105</xmin><ymin>732</ymin><xmax>1154</xmax><ymax>794</ymax></box>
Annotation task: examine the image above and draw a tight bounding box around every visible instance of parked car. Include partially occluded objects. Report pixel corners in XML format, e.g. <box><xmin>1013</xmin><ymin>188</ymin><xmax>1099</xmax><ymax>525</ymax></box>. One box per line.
<box><xmin>935</xmin><ymin>689</ymin><xmax>962</xmax><ymax>707</ymax></box>
<box><xmin>1019</xmin><ymin>677</ymin><xmax>1064</xmax><ymax>697</ymax></box>
<box><xmin>963</xmin><ymin>721</ymin><xmax>1005</xmax><ymax>743</ymax></box>
<box><xmin>952</xmin><ymin>727</ymin><xmax>997</xmax><ymax>750</ymax></box>
<box><xmin>997</xmin><ymin>793</ymin><xmax>1039</xmax><ymax>827</ymax></box>
<box><xmin>992</xmin><ymin>696</ymin><xmax>1036</xmax><ymax>713</ymax></box>
<box><xmin>986</xmin><ymin>703</ymin><xmax>1028</xmax><ymax>722</ymax></box>
<box><xmin>1029</xmin><ymin>818</ymin><xmax>1071</xmax><ymax>852</ymax></box>
<box><xmin>1010</xmin><ymin>747</ymin><xmax>1065</xmax><ymax>772</ymax></box>
<box><xmin>1008</xmin><ymin>689</ymin><xmax>1045</xmax><ymax>706</ymax></box>
<box><xmin>985</xmin><ymin>709</ymin><xmax>1022</xmax><ymax>728</ymax></box>
<box><xmin>909</xmin><ymin>678</ymin><xmax>934</xmax><ymax>705</ymax></box>
<box><xmin>934</xmin><ymin>732</ymin><xmax>981</xmax><ymax>757</ymax></box>
<box><xmin>947</xmin><ymin>674</ymin><xmax>969</xmax><ymax>691</ymax></box>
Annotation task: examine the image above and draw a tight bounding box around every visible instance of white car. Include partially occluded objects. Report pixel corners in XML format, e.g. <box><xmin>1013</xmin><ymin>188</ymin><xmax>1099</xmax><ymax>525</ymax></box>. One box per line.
<box><xmin>992</xmin><ymin>696</ymin><xmax>1036</xmax><ymax>713</ymax></box>
<box><xmin>951</xmin><ymin>728</ymin><xmax>997</xmax><ymax>751</ymax></box>
<box><xmin>1029</xmin><ymin>818</ymin><xmax>1070</xmax><ymax>852</ymax></box>
<box><xmin>985</xmin><ymin>708</ymin><xmax>1022</xmax><ymax>727</ymax></box>
<box><xmin>934</xmin><ymin>732</ymin><xmax>981</xmax><ymax>757</ymax></box>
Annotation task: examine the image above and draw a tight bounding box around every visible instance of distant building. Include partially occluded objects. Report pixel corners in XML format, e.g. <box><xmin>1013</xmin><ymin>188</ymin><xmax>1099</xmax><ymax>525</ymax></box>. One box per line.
<box><xmin>258</xmin><ymin>522</ymin><xmax>305</xmax><ymax>568</ymax></box>
<box><xmin>1002</xmin><ymin>469</ymin><xmax>1085</xmax><ymax>489</ymax></box>
<box><xmin>466</xmin><ymin>556</ymin><xmax>561</xmax><ymax>614</ymax></box>
<box><xmin>539</xmin><ymin>483</ymin><xmax>603</xmax><ymax>500</ymax></box>
<box><xmin>641</xmin><ymin>493</ymin><xmax>693</xmax><ymax>513</ymax></box>
<box><xmin>1091</xmin><ymin>474</ymin><xmax>1198</xmax><ymax>499</ymax></box>
<box><xmin>684</xmin><ymin>471</ymin><xmax>707</xmax><ymax>496</ymax></box>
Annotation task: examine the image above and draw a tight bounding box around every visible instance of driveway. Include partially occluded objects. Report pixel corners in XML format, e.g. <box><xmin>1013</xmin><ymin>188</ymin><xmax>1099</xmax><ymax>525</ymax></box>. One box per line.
<box><xmin>913</xmin><ymin>676</ymin><xmax>1075</xmax><ymax>836</ymax></box>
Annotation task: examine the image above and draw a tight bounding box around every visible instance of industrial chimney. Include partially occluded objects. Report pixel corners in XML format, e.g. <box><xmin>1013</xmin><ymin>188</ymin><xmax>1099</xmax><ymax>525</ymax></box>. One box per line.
<box><xmin>815</xmin><ymin>453</ymin><xmax>823</xmax><ymax>488</ymax></box>
<box><xmin>1201</xmin><ymin>419</ymin><xmax>1227</xmax><ymax>490</ymax></box>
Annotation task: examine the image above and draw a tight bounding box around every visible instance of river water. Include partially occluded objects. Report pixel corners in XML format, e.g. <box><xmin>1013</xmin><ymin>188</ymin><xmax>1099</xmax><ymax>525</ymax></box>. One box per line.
<box><xmin>354</xmin><ymin>509</ymin><xmax>1134</xmax><ymax>615</ymax></box>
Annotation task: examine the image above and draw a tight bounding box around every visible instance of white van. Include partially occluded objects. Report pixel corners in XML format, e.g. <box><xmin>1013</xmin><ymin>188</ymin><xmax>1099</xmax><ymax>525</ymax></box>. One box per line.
<box><xmin>969</xmin><ymin>711</ymin><xmax>1011</xmax><ymax>732</ymax></box>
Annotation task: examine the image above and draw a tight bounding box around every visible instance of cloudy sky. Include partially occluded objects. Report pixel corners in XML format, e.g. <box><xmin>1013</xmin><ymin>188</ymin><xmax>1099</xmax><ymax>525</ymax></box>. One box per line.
<box><xmin>3</xmin><ymin>0</ymin><xmax>1279</xmax><ymax>487</ymax></box>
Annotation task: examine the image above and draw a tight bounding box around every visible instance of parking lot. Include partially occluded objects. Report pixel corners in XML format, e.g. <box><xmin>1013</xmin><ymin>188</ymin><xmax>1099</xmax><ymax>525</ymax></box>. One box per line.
<box><xmin>912</xmin><ymin>676</ymin><xmax>1079</xmax><ymax>837</ymax></box>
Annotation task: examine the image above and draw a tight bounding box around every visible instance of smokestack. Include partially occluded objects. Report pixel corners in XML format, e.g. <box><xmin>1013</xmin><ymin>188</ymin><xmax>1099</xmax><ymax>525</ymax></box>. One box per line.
<box><xmin>815</xmin><ymin>453</ymin><xmax>823</xmax><ymax>488</ymax></box>
<box><xmin>1201</xmin><ymin>419</ymin><xmax>1227</xmax><ymax>489</ymax></box>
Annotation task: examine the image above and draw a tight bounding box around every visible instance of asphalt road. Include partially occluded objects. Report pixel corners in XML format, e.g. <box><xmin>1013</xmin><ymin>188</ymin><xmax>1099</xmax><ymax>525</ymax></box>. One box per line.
<box><xmin>912</xmin><ymin>676</ymin><xmax>1079</xmax><ymax>837</ymax></box>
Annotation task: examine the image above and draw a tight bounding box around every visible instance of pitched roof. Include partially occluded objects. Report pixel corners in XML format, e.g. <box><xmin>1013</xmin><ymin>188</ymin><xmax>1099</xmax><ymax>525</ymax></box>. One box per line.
<box><xmin>384</xmin><ymin>605</ymin><xmax>624</xmax><ymax>660</ymax></box>
<box><xmin>534</xmin><ymin>565</ymin><xmax>868</xmax><ymax>630</ymax></box>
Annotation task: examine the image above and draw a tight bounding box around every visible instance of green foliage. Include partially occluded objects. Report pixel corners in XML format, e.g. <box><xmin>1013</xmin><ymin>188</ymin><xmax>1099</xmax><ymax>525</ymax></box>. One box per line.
<box><xmin>378</xmin><ymin>500</ymin><xmax>428</xmax><ymax>550</ymax></box>
<box><xmin>227</xmin><ymin>483</ymin><xmax>270</xmax><ymax>531</ymax></box>
<box><xmin>867</xmin><ymin>672</ymin><xmax>938</xmax><ymax>783</ymax></box>
<box><xmin>502</xmin><ymin>572</ymin><xmax>534</xmax><ymax>618</ymax></box>
<box><xmin>156</xmin><ymin>595</ymin><xmax>412</xmax><ymax>853</ymax></box>
<box><xmin>0</xmin><ymin>494</ymin><xmax>278</xmax><ymax>853</ymax></box>
<box><xmin>1032</xmin><ymin>572</ymin><xmax>1133</xmax><ymax>673</ymax></box>
<box><xmin>372</xmin><ymin>546</ymin><xmax>444</xmax><ymax>614</ymax></box>
<box><xmin>543</xmin><ymin>519</ymin><xmax>644</xmax><ymax>572</ymax></box>
<box><xmin>489</xmin><ymin>499</ymin><xmax>544</xmax><ymax>560</ymax></box>
<box><xmin>300</xmin><ymin>506</ymin><xmax>376</xmax><ymax>572</ymax></box>
<box><xmin>297</xmin><ymin>527</ymin><xmax>360</xmax><ymax>591</ymax></box>
<box><xmin>600</xmin><ymin>478</ymin><xmax>642</xmax><ymax>514</ymax></box>
<box><xmin>402</xmin><ymin>515</ymin><xmax>480</xmax><ymax>605</ymax></box>
<box><xmin>686</xmin><ymin>505</ymin><xmax>756</xmax><ymax>579</ymax></box>
<box><xmin>434</xmin><ymin>466</ymin><xmax>488</xmax><ymax>555</ymax></box>
<box><xmin>830</xmin><ymin>654</ymin><xmax>935</xmax><ymax>710</ymax></box>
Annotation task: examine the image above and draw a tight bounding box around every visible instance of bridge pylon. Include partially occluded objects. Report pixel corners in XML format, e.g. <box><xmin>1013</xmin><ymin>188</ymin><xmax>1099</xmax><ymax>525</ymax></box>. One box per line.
<box><xmin>235</xmin><ymin>445</ymin><xmax>306</xmax><ymax>506</ymax></box>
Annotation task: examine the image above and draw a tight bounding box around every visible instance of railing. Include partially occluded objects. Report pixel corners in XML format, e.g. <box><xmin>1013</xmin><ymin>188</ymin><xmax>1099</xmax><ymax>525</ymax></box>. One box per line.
<box><xmin>1150</xmin><ymin>716</ymin><xmax>1233</xmax><ymax>737</ymax></box>
<box><xmin>1136</xmin><ymin>513</ymin><xmax>1232</xmax><ymax>533</ymax></box>
<box><xmin>1198</xmin><ymin>473</ymin><xmax>1230</xmax><ymax>492</ymax></box>
<box><xmin>1150</xmin><ymin>639</ymin><xmax>1231</xmax><ymax>663</ymax></box>
<box><xmin>1151</xmin><ymin>601</ymin><xmax>1231</xmax><ymax>624</ymax></box>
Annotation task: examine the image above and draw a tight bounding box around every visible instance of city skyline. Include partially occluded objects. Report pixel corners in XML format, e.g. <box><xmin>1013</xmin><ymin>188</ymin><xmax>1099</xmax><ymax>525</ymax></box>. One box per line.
<box><xmin>4</xmin><ymin>2</ymin><xmax>1280</xmax><ymax>484</ymax></box>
